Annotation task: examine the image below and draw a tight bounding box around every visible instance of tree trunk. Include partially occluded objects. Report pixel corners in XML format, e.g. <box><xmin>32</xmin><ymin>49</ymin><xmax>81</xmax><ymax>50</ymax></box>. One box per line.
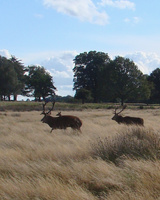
<box><xmin>14</xmin><ymin>95</ymin><xmax>17</xmax><ymax>101</ymax></box>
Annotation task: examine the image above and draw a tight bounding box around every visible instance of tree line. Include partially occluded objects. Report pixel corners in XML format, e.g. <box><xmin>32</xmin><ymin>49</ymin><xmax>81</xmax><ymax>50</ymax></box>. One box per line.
<box><xmin>1</xmin><ymin>51</ymin><xmax>160</xmax><ymax>104</ymax></box>
<box><xmin>73</xmin><ymin>51</ymin><xmax>160</xmax><ymax>105</ymax></box>
<box><xmin>0</xmin><ymin>56</ymin><xmax>56</xmax><ymax>101</ymax></box>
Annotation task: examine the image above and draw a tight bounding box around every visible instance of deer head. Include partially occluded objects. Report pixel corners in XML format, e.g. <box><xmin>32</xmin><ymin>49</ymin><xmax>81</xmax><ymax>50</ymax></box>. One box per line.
<box><xmin>112</xmin><ymin>105</ymin><xmax>127</xmax><ymax>121</ymax></box>
<box><xmin>41</xmin><ymin>101</ymin><xmax>55</xmax><ymax>123</ymax></box>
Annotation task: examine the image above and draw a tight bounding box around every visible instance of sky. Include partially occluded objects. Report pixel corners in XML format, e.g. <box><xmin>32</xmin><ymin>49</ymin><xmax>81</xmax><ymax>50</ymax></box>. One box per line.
<box><xmin>1</xmin><ymin>0</ymin><xmax>160</xmax><ymax>98</ymax></box>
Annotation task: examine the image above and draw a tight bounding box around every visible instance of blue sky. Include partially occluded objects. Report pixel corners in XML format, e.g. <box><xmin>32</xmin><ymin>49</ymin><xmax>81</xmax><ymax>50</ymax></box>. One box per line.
<box><xmin>1</xmin><ymin>0</ymin><xmax>160</xmax><ymax>97</ymax></box>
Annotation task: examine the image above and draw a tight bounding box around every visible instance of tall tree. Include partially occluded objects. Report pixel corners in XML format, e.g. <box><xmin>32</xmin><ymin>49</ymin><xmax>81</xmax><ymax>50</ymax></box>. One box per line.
<box><xmin>107</xmin><ymin>56</ymin><xmax>151</xmax><ymax>105</ymax></box>
<box><xmin>148</xmin><ymin>68</ymin><xmax>160</xmax><ymax>103</ymax></box>
<box><xmin>25</xmin><ymin>66</ymin><xmax>56</xmax><ymax>101</ymax></box>
<box><xmin>0</xmin><ymin>56</ymin><xmax>18</xmax><ymax>100</ymax></box>
<box><xmin>73</xmin><ymin>51</ymin><xmax>110</xmax><ymax>102</ymax></box>
<box><xmin>10</xmin><ymin>56</ymin><xmax>25</xmax><ymax>101</ymax></box>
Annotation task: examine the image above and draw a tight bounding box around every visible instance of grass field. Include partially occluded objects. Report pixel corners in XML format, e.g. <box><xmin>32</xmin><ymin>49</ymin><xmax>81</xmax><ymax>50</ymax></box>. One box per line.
<box><xmin>0</xmin><ymin>106</ymin><xmax>160</xmax><ymax>199</ymax></box>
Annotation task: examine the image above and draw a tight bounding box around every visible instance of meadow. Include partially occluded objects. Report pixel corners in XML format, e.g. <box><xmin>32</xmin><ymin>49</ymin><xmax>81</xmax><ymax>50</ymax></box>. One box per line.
<box><xmin>0</xmin><ymin>103</ymin><xmax>160</xmax><ymax>199</ymax></box>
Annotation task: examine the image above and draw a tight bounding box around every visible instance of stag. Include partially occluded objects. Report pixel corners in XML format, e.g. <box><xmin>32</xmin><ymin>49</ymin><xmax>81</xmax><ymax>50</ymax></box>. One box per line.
<box><xmin>41</xmin><ymin>102</ymin><xmax>82</xmax><ymax>132</ymax></box>
<box><xmin>112</xmin><ymin>105</ymin><xmax>144</xmax><ymax>126</ymax></box>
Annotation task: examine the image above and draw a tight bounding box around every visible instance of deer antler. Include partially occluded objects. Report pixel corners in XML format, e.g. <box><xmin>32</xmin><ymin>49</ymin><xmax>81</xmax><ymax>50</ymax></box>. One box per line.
<box><xmin>46</xmin><ymin>101</ymin><xmax>55</xmax><ymax>114</ymax></box>
<box><xmin>41</xmin><ymin>101</ymin><xmax>55</xmax><ymax>115</ymax></box>
<box><xmin>41</xmin><ymin>102</ymin><xmax>47</xmax><ymax>115</ymax></box>
<box><xmin>114</xmin><ymin>105</ymin><xmax>127</xmax><ymax>115</ymax></box>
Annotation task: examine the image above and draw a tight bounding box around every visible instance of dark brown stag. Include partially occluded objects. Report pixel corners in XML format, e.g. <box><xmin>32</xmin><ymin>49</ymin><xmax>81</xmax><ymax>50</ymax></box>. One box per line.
<box><xmin>112</xmin><ymin>105</ymin><xmax>144</xmax><ymax>126</ymax></box>
<box><xmin>41</xmin><ymin>102</ymin><xmax>82</xmax><ymax>132</ymax></box>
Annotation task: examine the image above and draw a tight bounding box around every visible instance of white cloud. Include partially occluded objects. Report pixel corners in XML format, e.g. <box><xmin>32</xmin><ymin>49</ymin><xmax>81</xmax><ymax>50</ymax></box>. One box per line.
<box><xmin>40</xmin><ymin>51</ymin><xmax>77</xmax><ymax>96</ymax></box>
<box><xmin>40</xmin><ymin>51</ymin><xmax>77</xmax><ymax>76</ymax></box>
<box><xmin>0</xmin><ymin>49</ymin><xmax>11</xmax><ymax>58</ymax></box>
<box><xmin>99</xmin><ymin>0</ymin><xmax>135</xmax><ymax>10</ymax></box>
<box><xmin>133</xmin><ymin>17</ymin><xmax>140</xmax><ymax>23</ymax></box>
<box><xmin>125</xmin><ymin>52</ymin><xmax>160</xmax><ymax>74</ymax></box>
<box><xmin>57</xmin><ymin>85</ymin><xmax>75</xmax><ymax>96</ymax></box>
<box><xmin>43</xmin><ymin>0</ymin><xmax>109</xmax><ymax>25</ymax></box>
<box><xmin>50</xmin><ymin>69</ymin><xmax>70</xmax><ymax>78</ymax></box>
<box><xmin>124</xmin><ymin>16</ymin><xmax>140</xmax><ymax>24</ymax></box>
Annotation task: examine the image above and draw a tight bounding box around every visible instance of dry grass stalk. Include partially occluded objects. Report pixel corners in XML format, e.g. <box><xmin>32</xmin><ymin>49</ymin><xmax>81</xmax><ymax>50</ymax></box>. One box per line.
<box><xmin>0</xmin><ymin>109</ymin><xmax>160</xmax><ymax>199</ymax></box>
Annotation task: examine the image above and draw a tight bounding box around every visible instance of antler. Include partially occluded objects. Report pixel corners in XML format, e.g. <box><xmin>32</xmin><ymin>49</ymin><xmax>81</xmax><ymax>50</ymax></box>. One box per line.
<box><xmin>41</xmin><ymin>102</ymin><xmax>47</xmax><ymax>115</ymax></box>
<box><xmin>114</xmin><ymin>105</ymin><xmax>127</xmax><ymax>115</ymax></box>
<box><xmin>46</xmin><ymin>101</ymin><xmax>55</xmax><ymax>114</ymax></box>
<box><xmin>41</xmin><ymin>101</ymin><xmax>55</xmax><ymax>115</ymax></box>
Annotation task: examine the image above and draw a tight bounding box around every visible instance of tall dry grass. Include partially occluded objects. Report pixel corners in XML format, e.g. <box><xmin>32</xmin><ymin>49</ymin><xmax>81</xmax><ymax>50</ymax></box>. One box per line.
<box><xmin>0</xmin><ymin>109</ymin><xmax>160</xmax><ymax>199</ymax></box>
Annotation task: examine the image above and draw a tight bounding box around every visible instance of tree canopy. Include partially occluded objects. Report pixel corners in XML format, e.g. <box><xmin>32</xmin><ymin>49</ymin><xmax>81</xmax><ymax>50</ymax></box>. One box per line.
<box><xmin>73</xmin><ymin>51</ymin><xmax>111</xmax><ymax>102</ymax></box>
<box><xmin>0</xmin><ymin>56</ymin><xmax>25</xmax><ymax>101</ymax></box>
<box><xmin>148</xmin><ymin>68</ymin><xmax>160</xmax><ymax>103</ymax></box>
<box><xmin>73</xmin><ymin>52</ymin><xmax>151</xmax><ymax>105</ymax></box>
<box><xmin>0</xmin><ymin>51</ymin><xmax>160</xmax><ymax>104</ymax></box>
<box><xmin>24</xmin><ymin>66</ymin><xmax>56</xmax><ymax>101</ymax></box>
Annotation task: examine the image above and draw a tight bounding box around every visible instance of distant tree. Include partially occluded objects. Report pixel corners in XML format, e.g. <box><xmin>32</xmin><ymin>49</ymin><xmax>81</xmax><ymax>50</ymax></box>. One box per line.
<box><xmin>10</xmin><ymin>56</ymin><xmax>25</xmax><ymax>101</ymax></box>
<box><xmin>106</xmin><ymin>56</ymin><xmax>151</xmax><ymax>105</ymax></box>
<box><xmin>0</xmin><ymin>56</ymin><xmax>18</xmax><ymax>100</ymax></box>
<box><xmin>148</xmin><ymin>68</ymin><xmax>160</xmax><ymax>103</ymax></box>
<box><xmin>24</xmin><ymin>66</ymin><xmax>56</xmax><ymax>101</ymax></box>
<box><xmin>75</xmin><ymin>88</ymin><xmax>92</xmax><ymax>104</ymax></box>
<box><xmin>73</xmin><ymin>51</ymin><xmax>111</xmax><ymax>102</ymax></box>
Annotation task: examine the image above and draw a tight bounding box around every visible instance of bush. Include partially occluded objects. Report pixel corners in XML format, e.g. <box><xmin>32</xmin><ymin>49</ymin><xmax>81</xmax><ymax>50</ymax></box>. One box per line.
<box><xmin>91</xmin><ymin>127</ymin><xmax>160</xmax><ymax>164</ymax></box>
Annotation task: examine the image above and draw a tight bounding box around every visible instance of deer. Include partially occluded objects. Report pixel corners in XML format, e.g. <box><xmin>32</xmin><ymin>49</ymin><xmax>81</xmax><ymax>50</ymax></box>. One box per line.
<box><xmin>112</xmin><ymin>105</ymin><xmax>144</xmax><ymax>126</ymax></box>
<box><xmin>41</xmin><ymin>102</ymin><xmax>82</xmax><ymax>133</ymax></box>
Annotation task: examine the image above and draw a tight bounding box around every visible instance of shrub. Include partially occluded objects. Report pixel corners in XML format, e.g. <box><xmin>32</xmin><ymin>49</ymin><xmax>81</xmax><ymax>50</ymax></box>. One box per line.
<box><xmin>91</xmin><ymin>127</ymin><xmax>160</xmax><ymax>164</ymax></box>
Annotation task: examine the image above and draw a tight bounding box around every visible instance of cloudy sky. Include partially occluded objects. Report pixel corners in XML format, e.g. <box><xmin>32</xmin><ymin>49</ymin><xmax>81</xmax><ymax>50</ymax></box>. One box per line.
<box><xmin>1</xmin><ymin>0</ymin><xmax>160</xmax><ymax>97</ymax></box>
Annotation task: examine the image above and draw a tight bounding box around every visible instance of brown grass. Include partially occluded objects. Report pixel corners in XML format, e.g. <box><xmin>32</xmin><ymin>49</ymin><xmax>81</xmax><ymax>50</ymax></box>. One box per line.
<box><xmin>0</xmin><ymin>109</ymin><xmax>160</xmax><ymax>199</ymax></box>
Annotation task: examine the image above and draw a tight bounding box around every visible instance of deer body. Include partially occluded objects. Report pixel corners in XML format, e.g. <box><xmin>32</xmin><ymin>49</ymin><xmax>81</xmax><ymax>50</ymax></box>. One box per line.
<box><xmin>41</xmin><ymin>102</ymin><xmax>82</xmax><ymax>132</ymax></box>
<box><xmin>112</xmin><ymin>115</ymin><xmax>144</xmax><ymax>126</ymax></box>
<box><xmin>41</xmin><ymin>115</ymin><xmax>82</xmax><ymax>131</ymax></box>
<box><xmin>112</xmin><ymin>105</ymin><xmax>144</xmax><ymax>126</ymax></box>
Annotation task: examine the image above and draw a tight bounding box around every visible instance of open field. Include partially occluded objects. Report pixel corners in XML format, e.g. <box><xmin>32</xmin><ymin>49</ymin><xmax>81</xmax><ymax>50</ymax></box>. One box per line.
<box><xmin>0</xmin><ymin>107</ymin><xmax>160</xmax><ymax>199</ymax></box>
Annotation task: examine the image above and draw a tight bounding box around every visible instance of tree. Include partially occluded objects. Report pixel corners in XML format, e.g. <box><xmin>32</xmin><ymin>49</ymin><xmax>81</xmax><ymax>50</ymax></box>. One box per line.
<box><xmin>107</xmin><ymin>56</ymin><xmax>151</xmax><ymax>105</ymax></box>
<box><xmin>73</xmin><ymin>51</ymin><xmax>111</xmax><ymax>102</ymax></box>
<box><xmin>0</xmin><ymin>56</ymin><xmax>18</xmax><ymax>100</ymax></box>
<box><xmin>0</xmin><ymin>56</ymin><xmax>25</xmax><ymax>101</ymax></box>
<box><xmin>10</xmin><ymin>56</ymin><xmax>25</xmax><ymax>101</ymax></box>
<box><xmin>75</xmin><ymin>88</ymin><xmax>93</xmax><ymax>104</ymax></box>
<box><xmin>148</xmin><ymin>68</ymin><xmax>160</xmax><ymax>103</ymax></box>
<box><xmin>25</xmin><ymin>66</ymin><xmax>56</xmax><ymax>101</ymax></box>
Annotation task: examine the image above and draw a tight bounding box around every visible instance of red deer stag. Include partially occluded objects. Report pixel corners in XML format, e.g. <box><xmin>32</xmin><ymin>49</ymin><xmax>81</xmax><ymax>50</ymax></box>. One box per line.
<box><xmin>112</xmin><ymin>105</ymin><xmax>144</xmax><ymax>126</ymax></box>
<box><xmin>41</xmin><ymin>102</ymin><xmax>82</xmax><ymax>132</ymax></box>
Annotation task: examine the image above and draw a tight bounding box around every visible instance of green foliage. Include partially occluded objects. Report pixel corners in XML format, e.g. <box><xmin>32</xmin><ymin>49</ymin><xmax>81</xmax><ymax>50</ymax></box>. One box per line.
<box><xmin>73</xmin><ymin>53</ymin><xmax>151</xmax><ymax>104</ymax></box>
<box><xmin>24</xmin><ymin>66</ymin><xmax>56</xmax><ymax>101</ymax></box>
<box><xmin>73</xmin><ymin>51</ymin><xmax>111</xmax><ymax>102</ymax></box>
<box><xmin>75</xmin><ymin>88</ymin><xmax>93</xmax><ymax>104</ymax></box>
<box><xmin>107</xmin><ymin>56</ymin><xmax>151</xmax><ymax>105</ymax></box>
<box><xmin>148</xmin><ymin>68</ymin><xmax>160</xmax><ymax>103</ymax></box>
<box><xmin>0</xmin><ymin>56</ymin><xmax>25</xmax><ymax>100</ymax></box>
<box><xmin>10</xmin><ymin>56</ymin><xmax>25</xmax><ymax>100</ymax></box>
